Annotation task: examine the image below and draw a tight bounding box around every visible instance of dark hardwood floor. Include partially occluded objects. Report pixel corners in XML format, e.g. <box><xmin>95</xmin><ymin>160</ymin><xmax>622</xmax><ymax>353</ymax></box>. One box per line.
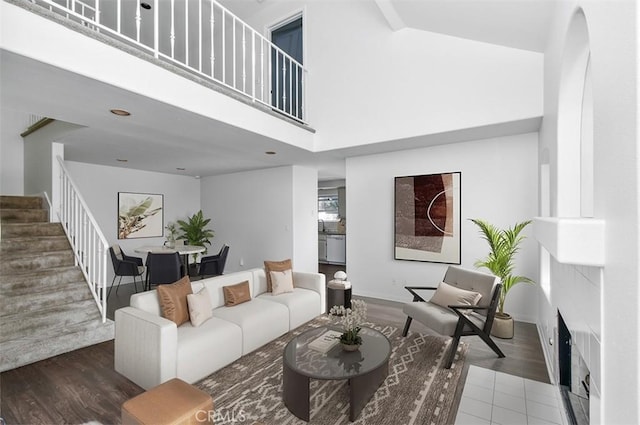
<box><xmin>2</xmin><ymin>272</ymin><xmax>550</xmax><ymax>425</ymax></box>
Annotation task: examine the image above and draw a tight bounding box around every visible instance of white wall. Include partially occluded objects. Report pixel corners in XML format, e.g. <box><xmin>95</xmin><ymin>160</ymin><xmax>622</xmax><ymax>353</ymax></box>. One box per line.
<box><xmin>23</xmin><ymin>120</ymin><xmax>81</xmax><ymax>197</ymax></box>
<box><xmin>200</xmin><ymin>165</ymin><xmax>317</xmax><ymax>275</ymax></box>
<box><xmin>537</xmin><ymin>2</ymin><xmax>639</xmax><ymax>424</ymax></box>
<box><xmin>346</xmin><ymin>133</ymin><xmax>539</xmax><ymax>322</ymax></box>
<box><xmin>0</xmin><ymin>108</ymin><xmax>27</xmax><ymax>195</ymax></box>
<box><xmin>292</xmin><ymin>165</ymin><xmax>319</xmax><ymax>272</ymax></box>
<box><xmin>64</xmin><ymin>161</ymin><xmax>201</xmax><ymax>284</ymax></box>
<box><xmin>234</xmin><ymin>0</ymin><xmax>543</xmax><ymax>150</ymax></box>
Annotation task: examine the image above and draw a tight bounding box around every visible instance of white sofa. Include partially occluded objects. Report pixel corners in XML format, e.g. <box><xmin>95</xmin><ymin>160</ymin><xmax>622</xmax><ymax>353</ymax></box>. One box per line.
<box><xmin>115</xmin><ymin>267</ymin><xmax>326</xmax><ymax>389</ymax></box>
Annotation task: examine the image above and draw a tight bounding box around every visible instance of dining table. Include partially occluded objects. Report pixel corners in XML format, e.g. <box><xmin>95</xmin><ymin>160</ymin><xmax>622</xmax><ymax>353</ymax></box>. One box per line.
<box><xmin>134</xmin><ymin>244</ymin><xmax>207</xmax><ymax>277</ymax></box>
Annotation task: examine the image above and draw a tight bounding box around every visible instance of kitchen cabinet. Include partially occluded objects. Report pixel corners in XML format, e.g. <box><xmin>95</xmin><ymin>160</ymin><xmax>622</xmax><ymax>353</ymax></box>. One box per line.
<box><xmin>318</xmin><ymin>234</ymin><xmax>327</xmax><ymax>262</ymax></box>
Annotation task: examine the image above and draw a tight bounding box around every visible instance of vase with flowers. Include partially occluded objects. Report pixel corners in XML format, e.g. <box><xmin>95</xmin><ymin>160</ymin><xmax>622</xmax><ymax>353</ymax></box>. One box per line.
<box><xmin>329</xmin><ymin>299</ymin><xmax>367</xmax><ymax>351</ymax></box>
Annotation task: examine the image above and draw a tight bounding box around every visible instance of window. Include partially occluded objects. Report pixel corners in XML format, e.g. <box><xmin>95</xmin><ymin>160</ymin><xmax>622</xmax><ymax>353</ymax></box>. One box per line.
<box><xmin>318</xmin><ymin>194</ymin><xmax>339</xmax><ymax>221</ymax></box>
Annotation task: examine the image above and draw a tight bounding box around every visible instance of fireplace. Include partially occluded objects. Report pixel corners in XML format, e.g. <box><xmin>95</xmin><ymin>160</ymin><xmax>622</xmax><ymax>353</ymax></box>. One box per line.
<box><xmin>558</xmin><ymin>312</ymin><xmax>590</xmax><ymax>425</ymax></box>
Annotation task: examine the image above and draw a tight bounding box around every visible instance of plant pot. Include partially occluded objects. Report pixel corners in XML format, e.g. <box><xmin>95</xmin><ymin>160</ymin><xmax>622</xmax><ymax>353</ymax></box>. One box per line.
<box><xmin>491</xmin><ymin>313</ymin><xmax>514</xmax><ymax>339</ymax></box>
<box><xmin>341</xmin><ymin>343</ymin><xmax>361</xmax><ymax>352</ymax></box>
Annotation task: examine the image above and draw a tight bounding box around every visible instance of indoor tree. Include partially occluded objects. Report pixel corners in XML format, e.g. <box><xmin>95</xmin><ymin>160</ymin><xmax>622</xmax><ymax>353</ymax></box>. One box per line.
<box><xmin>470</xmin><ymin>218</ymin><xmax>534</xmax><ymax>316</ymax></box>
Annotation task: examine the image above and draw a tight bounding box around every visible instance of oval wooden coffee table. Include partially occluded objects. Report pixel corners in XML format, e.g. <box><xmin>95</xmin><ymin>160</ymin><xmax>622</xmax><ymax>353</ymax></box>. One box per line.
<box><xmin>282</xmin><ymin>325</ymin><xmax>391</xmax><ymax>421</ymax></box>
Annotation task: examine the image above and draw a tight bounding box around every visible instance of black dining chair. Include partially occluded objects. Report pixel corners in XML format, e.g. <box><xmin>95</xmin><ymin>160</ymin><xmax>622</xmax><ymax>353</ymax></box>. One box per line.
<box><xmin>108</xmin><ymin>245</ymin><xmax>144</xmax><ymax>298</ymax></box>
<box><xmin>145</xmin><ymin>252</ymin><xmax>184</xmax><ymax>291</ymax></box>
<box><xmin>199</xmin><ymin>245</ymin><xmax>229</xmax><ymax>278</ymax></box>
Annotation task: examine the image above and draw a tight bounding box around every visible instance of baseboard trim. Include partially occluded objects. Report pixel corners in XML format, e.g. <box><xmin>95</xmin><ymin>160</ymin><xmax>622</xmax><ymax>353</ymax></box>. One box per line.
<box><xmin>536</xmin><ymin>321</ymin><xmax>556</xmax><ymax>385</ymax></box>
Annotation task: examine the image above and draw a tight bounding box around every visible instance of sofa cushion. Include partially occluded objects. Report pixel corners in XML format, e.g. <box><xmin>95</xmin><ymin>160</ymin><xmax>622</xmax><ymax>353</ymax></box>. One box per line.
<box><xmin>403</xmin><ymin>301</ymin><xmax>485</xmax><ymax>336</ymax></box>
<box><xmin>264</xmin><ymin>259</ymin><xmax>292</xmax><ymax>292</ymax></box>
<box><xmin>157</xmin><ymin>276</ymin><xmax>193</xmax><ymax>326</ymax></box>
<box><xmin>223</xmin><ymin>281</ymin><xmax>251</xmax><ymax>306</ymax></box>
<box><xmin>176</xmin><ymin>316</ymin><xmax>242</xmax><ymax>383</ymax></box>
<box><xmin>211</xmin><ymin>298</ymin><xmax>289</xmax><ymax>354</ymax></box>
<box><xmin>187</xmin><ymin>288</ymin><xmax>213</xmax><ymax>327</ymax></box>
<box><xmin>429</xmin><ymin>281</ymin><xmax>482</xmax><ymax>312</ymax></box>
<box><xmin>258</xmin><ymin>288</ymin><xmax>321</xmax><ymax>330</ymax></box>
<box><xmin>200</xmin><ymin>271</ymin><xmax>255</xmax><ymax>309</ymax></box>
<box><xmin>270</xmin><ymin>269</ymin><xmax>294</xmax><ymax>295</ymax></box>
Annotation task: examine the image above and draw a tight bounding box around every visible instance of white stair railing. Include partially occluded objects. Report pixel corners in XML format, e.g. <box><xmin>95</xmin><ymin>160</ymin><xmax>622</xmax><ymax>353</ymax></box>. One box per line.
<box><xmin>57</xmin><ymin>156</ymin><xmax>109</xmax><ymax>322</ymax></box>
<box><xmin>30</xmin><ymin>0</ymin><xmax>307</xmax><ymax>123</ymax></box>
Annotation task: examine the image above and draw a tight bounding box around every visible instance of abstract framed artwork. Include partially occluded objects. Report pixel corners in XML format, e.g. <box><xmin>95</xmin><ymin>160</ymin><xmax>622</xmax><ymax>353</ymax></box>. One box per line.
<box><xmin>394</xmin><ymin>172</ymin><xmax>461</xmax><ymax>264</ymax></box>
<box><xmin>117</xmin><ymin>192</ymin><xmax>164</xmax><ymax>239</ymax></box>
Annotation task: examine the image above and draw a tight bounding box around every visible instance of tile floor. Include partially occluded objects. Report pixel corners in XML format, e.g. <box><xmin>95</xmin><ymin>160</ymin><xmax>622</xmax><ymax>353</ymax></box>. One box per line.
<box><xmin>455</xmin><ymin>365</ymin><xmax>569</xmax><ymax>425</ymax></box>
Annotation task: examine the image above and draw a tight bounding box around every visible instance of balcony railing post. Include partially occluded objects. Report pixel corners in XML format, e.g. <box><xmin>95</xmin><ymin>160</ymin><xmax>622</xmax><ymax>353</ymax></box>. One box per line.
<box><xmin>135</xmin><ymin>1</ymin><xmax>141</xmax><ymax>42</ymax></box>
<box><xmin>251</xmin><ymin>32</ymin><xmax>256</xmax><ymax>101</ymax></box>
<box><xmin>210</xmin><ymin>0</ymin><xmax>215</xmax><ymax>78</ymax></box>
<box><xmin>153</xmin><ymin>0</ymin><xmax>159</xmax><ymax>58</ymax></box>
<box><xmin>185</xmin><ymin>0</ymin><xmax>189</xmax><ymax>67</ymax></box>
<box><xmin>170</xmin><ymin>0</ymin><xmax>176</xmax><ymax>58</ymax></box>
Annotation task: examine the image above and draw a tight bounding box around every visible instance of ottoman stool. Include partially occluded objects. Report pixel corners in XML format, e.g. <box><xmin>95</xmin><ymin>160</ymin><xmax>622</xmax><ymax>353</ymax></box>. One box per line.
<box><xmin>122</xmin><ymin>378</ymin><xmax>214</xmax><ymax>425</ymax></box>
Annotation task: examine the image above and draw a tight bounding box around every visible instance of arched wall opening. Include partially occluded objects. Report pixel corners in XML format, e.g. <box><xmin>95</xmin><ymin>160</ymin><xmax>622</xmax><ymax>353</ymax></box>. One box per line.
<box><xmin>556</xmin><ymin>9</ymin><xmax>593</xmax><ymax>218</ymax></box>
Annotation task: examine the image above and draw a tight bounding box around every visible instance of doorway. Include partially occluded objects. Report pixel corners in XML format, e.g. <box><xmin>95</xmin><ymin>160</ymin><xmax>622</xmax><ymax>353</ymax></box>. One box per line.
<box><xmin>271</xmin><ymin>16</ymin><xmax>303</xmax><ymax>119</ymax></box>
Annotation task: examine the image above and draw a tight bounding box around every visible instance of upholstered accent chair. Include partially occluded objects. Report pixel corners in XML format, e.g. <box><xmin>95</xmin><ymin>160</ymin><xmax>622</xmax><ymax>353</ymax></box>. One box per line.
<box><xmin>108</xmin><ymin>245</ymin><xmax>144</xmax><ymax>297</ymax></box>
<box><xmin>199</xmin><ymin>244</ymin><xmax>229</xmax><ymax>278</ymax></box>
<box><xmin>402</xmin><ymin>266</ymin><xmax>505</xmax><ymax>368</ymax></box>
<box><xmin>145</xmin><ymin>252</ymin><xmax>184</xmax><ymax>291</ymax></box>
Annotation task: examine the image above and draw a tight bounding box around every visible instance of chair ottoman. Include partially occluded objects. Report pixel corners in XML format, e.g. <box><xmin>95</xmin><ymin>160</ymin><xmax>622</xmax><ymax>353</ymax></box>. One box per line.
<box><xmin>122</xmin><ymin>378</ymin><xmax>213</xmax><ymax>425</ymax></box>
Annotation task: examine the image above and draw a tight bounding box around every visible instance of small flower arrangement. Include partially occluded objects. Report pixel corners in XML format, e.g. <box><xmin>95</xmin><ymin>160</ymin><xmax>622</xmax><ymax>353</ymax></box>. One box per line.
<box><xmin>329</xmin><ymin>299</ymin><xmax>367</xmax><ymax>346</ymax></box>
<box><xmin>165</xmin><ymin>222</ymin><xmax>178</xmax><ymax>247</ymax></box>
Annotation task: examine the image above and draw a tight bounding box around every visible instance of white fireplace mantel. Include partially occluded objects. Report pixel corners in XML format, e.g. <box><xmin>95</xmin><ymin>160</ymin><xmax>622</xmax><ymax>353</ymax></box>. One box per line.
<box><xmin>533</xmin><ymin>217</ymin><xmax>605</xmax><ymax>267</ymax></box>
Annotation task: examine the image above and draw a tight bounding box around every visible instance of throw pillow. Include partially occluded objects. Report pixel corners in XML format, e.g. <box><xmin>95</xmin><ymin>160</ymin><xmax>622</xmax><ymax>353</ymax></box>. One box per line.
<box><xmin>264</xmin><ymin>259</ymin><xmax>292</xmax><ymax>292</ymax></box>
<box><xmin>223</xmin><ymin>281</ymin><xmax>251</xmax><ymax>306</ymax></box>
<box><xmin>429</xmin><ymin>281</ymin><xmax>482</xmax><ymax>312</ymax></box>
<box><xmin>112</xmin><ymin>245</ymin><xmax>123</xmax><ymax>260</ymax></box>
<box><xmin>156</xmin><ymin>275</ymin><xmax>193</xmax><ymax>326</ymax></box>
<box><xmin>270</xmin><ymin>269</ymin><xmax>294</xmax><ymax>295</ymax></box>
<box><xmin>187</xmin><ymin>288</ymin><xmax>213</xmax><ymax>327</ymax></box>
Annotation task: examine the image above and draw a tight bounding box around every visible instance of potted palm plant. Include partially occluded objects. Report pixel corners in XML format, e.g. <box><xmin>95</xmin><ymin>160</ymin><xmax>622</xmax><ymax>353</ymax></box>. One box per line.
<box><xmin>470</xmin><ymin>218</ymin><xmax>534</xmax><ymax>339</ymax></box>
<box><xmin>177</xmin><ymin>210</ymin><xmax>215</xmax><ymax>270</ymax></box>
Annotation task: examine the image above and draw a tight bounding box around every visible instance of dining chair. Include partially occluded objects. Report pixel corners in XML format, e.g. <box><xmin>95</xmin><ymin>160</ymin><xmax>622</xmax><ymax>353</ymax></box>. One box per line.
<box><xmin>145</xmin><ymin>252</ymin><xmax>184</xmax><ymax>291</ymax></box>
<box><xmin>402</xmin><ymin>265</ymin><xmax>505</xmax><ymax>368</ymax></box>
<box><xmin>199</xmin><ymin>244</ymin><xmax>229</xmax><ymax>278</ymax></box>
<box><xmin>108</xmin><ymin>245</ymin><xmax>144</xmax><ymax>298</ymax></box>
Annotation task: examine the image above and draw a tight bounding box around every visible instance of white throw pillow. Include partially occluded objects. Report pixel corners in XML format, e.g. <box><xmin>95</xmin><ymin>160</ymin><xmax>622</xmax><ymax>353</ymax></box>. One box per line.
<box><xmin>187</xmin><ymin>287</ymin><xmax>213</xmax><ymax>327</ymax></box>
<box><xmin>270</xmin><ymin>269</ymin><xmax>294</xmax><ymax>295</ymax></box>
<box><xmin>429</xmin><ymin>281</ymin><xmax>482</xmax><ymax>312</ymax></box>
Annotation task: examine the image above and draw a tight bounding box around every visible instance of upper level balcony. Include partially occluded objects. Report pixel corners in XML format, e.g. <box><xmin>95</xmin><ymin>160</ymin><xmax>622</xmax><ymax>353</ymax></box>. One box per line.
<box><xmin>17</xmin><ymin>0</ymin><xmax>307</xmax><ymax>125</ymax></box>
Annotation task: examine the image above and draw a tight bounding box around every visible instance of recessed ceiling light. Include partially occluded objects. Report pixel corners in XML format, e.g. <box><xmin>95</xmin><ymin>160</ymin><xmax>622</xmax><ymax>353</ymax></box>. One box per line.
<box><xmin>140</xmin><ymin>2</ymin><xmax>152</xmax><ymax>10</ymax></box>
<box><xmin>110</xmin><ymin>109</ymin><xmax>131</xmax><ymax>116</ymax></box>
<box><xmin>176</xmin><ymin>167</ymin><xmax>186</xmax><ymax>171</ymax></box>
<box><xmin>116</xmin><ymin>159</ymin><xmax>128</xmax><ymax>162</ymax></box>
<box><xmin>265</xmin><ymin>151</ymin><xmax>276</xmax><ymax>155</ymax></box>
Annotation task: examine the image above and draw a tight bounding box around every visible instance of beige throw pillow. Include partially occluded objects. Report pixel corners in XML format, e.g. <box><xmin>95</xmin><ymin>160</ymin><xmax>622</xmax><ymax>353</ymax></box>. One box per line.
<box><xmin>156</xmin><ymin>275</ymin><xmax>193</xmax><ymax>326</ymax></box>
<box><xmin>187</xmin><ymin>288</ymin><xmax>213</xmax><ymax>327</ymax></box>
<box><xmin>270</xmin><ymin>269</ymin><xmax>294</xmax><ymax>295</ymax></box>
<box><xmin>223</xmin><ymin>281</ymin><xmax>251</xmax><ymax>306</ymax></box>
<box><xmin>264</xmin><ymin>259</ymin><xmax>292</xmax><ymax>292</ymax></box>
<box><xmin>429</xmin><ymin>281</ymin><xmax>482</xmax><ymax>312</ymax></box>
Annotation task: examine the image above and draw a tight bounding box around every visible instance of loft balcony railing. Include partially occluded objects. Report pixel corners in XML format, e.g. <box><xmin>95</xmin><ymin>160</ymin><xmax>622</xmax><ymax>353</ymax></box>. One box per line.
<box><xmin>29</xmin><ymin>0</ymin><xmax>307</xmax><ymax>123</ymax></box>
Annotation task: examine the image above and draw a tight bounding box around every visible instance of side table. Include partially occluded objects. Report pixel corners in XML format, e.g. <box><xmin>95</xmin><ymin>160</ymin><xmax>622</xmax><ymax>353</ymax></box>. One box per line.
<box><xmin>327</xmin><ymin>281</ymin><xmax>352</xmax><ymax>311</ymax></box>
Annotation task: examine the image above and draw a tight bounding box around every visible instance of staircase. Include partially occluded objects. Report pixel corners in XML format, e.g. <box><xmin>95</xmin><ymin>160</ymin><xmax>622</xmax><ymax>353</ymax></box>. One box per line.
<box><xmin>0</xmin><ymin>195</ymin><xmax>114</xmax><ymax>372</ymax></box>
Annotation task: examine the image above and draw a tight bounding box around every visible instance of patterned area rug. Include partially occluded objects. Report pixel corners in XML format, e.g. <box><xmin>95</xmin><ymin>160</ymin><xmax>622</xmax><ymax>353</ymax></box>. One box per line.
<box><xmin>196</xmin><ymin>315</ymin><xmax>467</xmax><ymax>425</ymax></box>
